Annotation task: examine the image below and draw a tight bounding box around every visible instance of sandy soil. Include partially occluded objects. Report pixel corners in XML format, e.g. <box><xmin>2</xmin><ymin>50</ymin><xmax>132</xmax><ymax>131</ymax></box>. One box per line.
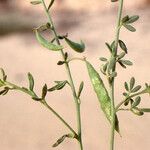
<box><xmin>0</xmin><ymin>1</ymin><xmax>150</xmax><ymax>150</ymax></box>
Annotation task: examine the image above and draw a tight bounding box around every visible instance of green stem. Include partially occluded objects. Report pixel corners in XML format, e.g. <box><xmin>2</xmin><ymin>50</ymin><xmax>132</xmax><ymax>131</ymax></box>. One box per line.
<box><xmin>109</xmin><ymin>1</ymin><xmax>124</xmax><ymax>150</ymax></box>
<box><xmin>41</xmin><ymin>1</ymin><xmax>83</xmax><ymax>149</ymax></box>
<box><xmin>5</xmin><ymin>81</ymin><xmax>77</xmax><ymax>136</ymax></box>
<box><xmin>116</xmin><ymin>89</ymin><xmax>147</xmax><ymax>111</ymax></box>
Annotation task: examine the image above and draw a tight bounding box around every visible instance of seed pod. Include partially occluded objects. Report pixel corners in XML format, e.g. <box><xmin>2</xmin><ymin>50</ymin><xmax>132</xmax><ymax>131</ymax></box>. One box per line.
<box><xmin>35</xmin><ymin>29</ymin><xmax>63</xmax><ymax>51</ymax></box>
<box><xmin>65</xmin><ymin>38</ymin><xmax>85</xmax><ymax>53</ymax></box>
<box><xmin>86</xmin><ymin>60</ymin><xmax>120</xmax><ymax>133</ymax></box>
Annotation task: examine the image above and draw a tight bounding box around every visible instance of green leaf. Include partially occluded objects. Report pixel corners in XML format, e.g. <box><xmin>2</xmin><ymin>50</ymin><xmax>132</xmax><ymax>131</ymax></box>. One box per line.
<box><xmin>111</xmin><ymin>41</ymin><xmax>115</xmax><ymax>52</ymax></box>
<box><xmin>122</xmin><ymin>15</ymin><xmax>129</xmax><ymax>23</ymax></box>
<box><xmin>57</xmin><ymin>61</ymin><xmax>65</xmax><ymax>65</ymax></box>
<box><xmin>120</xmin><ymin>60</ymin><xmax>133</xmax><ymax>66</ymax></box>
<box><xmin>111</xmin><ymin>0</ymin><xmax>118</xmax><ymax>2</ymax></box>
<box><xmin>35</xmin><ymin>30</ymin><xmax>63</xmax><ymax>51</ymax></box>
<box><xmin>130</xmin><ymin>77</ymin><xmax>135</xmax><ymax>90</ymax></box>
<box><xmin>103</xmin><ymin>63</ymin><xmax>108</xmax><ymax>72</ymax></box>
<box><xmin>0</xmin><ymin>68</ymin><xmax>7</xmax><ymax>81</ymax></box>
<box><xmin>131</xmin><ymin>85</ymin><xmax>141</xmax><ymax>93</ymax></box>
<box><xmin>30</xmin><ymin>0</ymin><xmax>42</xmax><ymax>5</ymax></box>
<box><xmin>99</xmin><ymin>57</ymin><xmax>107</xmax><ymax>62</ymax></box>
<box><xmin>105</xmin><ymin>42</ymin><xmax>112</xmax><ymax>53</ymax></box>
<box><xmin>108</xmin><ymin>57</ymin><xmax>116</xmax><ymax>72</ymax></box>
<box><xmin>131</xmin><ymin>107</ymin><xmax>144</xmax><ymax>116</ymax></box>
<box><xmin>118</xmin><ymin>60</ymin><xmax>126</xmax><ymax>68</ymax></box>
<box><xmin>124</xmin><ymin>99</ymin><xmax>130</xmax><ymax>106</ymax></box>
<box><xmin>77</xmin><ymin>81</ymin><xmax>84</xmax><ymax>98</ymax></box>
<box><xmin>126</xmin><ymin>15</ymin><xmax>139</xmax><ymax>24</ymax></box>
<box><xmin>48</xmin><ymin>0</ymin><xmax>55</xmax><ymax>10</ymax></box>
<box><xmin>132</xmin><ymin>96</ymin><xmax>141</xmax><ymax>108</ymax></box>
<box><xmin>123</xmin><ymin>24</ymin><xmax>136</xmax><ymax>32</ymax></box>
<box><xmin>0</xmin><ymin>80</ymin><xmax>4</xmax><ymax>87</ymax></box>
<box><xmin>65</xmin><ymin>38</ymin><xmax>85</xmax><ymax>53</ymax></box>
<box><xmin>64</xmin><ymin>52</ymin><xmax>68</xmax><ymax>61</ymax></box>
<box><xmin>0</xmin><ymin>89</ymin><xmax>8</xmax><ymax>95</ymax></box>
<box><xmin>48</xmin><ymin>81</ymin><xmax>68</xmax><ymax>92</ymax></box>
<box><xmin>124</xmin><ymin>82</ymin><xmax>129</xmax><ymax>91</ymax></box>
<box><xmin>32</xmin><ymin>97</ymin><xmax>42</xmax><ymax>101</ymax></box>
<box><xmin>118</xmin><ymin>52</ymin><xmax>126</xmax><ymax>60</ymax></box>
<box><xmin>118</xmin><ymin>40</ymin><xmax>128</xmax><ymax>53</ymax></box>
<box><xmin>28</xmin><ymin>73</ymin><xmax>34</xmax><ymax>91</ymax></box>
<box><xmin>42</xmin><ymin>84</ymin><xmax>47</xmax><ymax>99</ymax></box>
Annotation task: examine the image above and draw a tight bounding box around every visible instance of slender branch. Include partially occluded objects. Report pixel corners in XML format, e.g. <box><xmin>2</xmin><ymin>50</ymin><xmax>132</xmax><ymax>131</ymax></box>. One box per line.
<box><xmin>109</xmin><ymin>0</ymin><xmax>124</xmax><ymax>150</ymax></box>
<box><xmin>116</xmin><ymin>89</ymin><xmax>147</xmax><ymax>111</ymax></box>
<box><xmin>5</xmin><ymin>81</ymin><xmax>77</xmax><ymax>136</ymax></box>
<box><xmin>40</xmin><ymin>1</ymin><xmax>83</xmax><ymax>149</ymax></box>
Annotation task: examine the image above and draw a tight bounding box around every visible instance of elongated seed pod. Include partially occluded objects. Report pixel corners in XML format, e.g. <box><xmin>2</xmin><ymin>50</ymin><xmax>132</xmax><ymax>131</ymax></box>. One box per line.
<box><xmin>35</xmin><ymin>30</ymin><xmax>63</xmax><ymax>51</ymax></box>
<box><xmin>86</xmin><ymin>60</ymin><xmax>119</xmax><ymax>132</ymax></box>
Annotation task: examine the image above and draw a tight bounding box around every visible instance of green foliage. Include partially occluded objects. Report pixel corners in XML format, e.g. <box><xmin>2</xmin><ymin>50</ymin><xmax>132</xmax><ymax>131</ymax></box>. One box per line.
<box><xmin>65</xmin><ymin>37</ymin><xmax>85</xmax><ymax>53</ymax></box>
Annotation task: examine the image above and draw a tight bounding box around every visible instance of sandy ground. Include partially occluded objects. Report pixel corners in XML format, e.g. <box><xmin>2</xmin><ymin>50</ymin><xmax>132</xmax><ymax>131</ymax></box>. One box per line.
<box><xmin>0</xmin><ymin>1</ymin><xmax>150</xmax><ymax>150</ymax></box>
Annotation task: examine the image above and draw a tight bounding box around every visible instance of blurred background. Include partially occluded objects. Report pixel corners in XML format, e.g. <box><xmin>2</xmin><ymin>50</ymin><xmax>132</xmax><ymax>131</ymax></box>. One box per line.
<box><xmin>0</xmin><ymin>0</ymin><xmax>150</xmax><ymax>150</ymax></box>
